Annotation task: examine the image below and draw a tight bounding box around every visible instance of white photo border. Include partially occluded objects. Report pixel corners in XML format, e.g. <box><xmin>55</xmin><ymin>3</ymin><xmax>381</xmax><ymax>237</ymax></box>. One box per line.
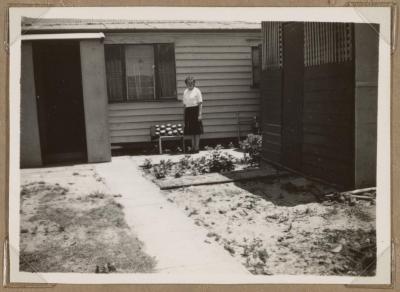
<box><xmin>8</xmin><ymin>6</ymin><xmax>392</xmax><ymax>284</ymax></box>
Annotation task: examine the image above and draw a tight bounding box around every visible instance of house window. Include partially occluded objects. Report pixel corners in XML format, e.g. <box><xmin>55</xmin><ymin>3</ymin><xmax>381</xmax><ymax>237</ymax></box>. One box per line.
<box><xmin>251</xmin><ymin>45</ymin><xmax>262</xmax><ymax>88</ymax></box>
<box><xmin>105</xmin><ymin>43</ymin><xmax>177</xmax><ymax>102</ymax></box>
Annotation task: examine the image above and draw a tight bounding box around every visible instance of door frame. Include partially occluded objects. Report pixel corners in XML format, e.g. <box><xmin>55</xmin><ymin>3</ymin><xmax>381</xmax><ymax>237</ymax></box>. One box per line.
<box><xmin>32</xmin><ymin>40</ymin><xmax>88</xmax><ymax>165</ymax></box>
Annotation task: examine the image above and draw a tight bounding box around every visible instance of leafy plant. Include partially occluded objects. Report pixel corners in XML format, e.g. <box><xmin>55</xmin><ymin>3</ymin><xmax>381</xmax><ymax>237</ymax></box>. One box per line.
<box><xmin>192</xmin><ymin>156</ymin><xmax>210</xmax><ymax>174</ymax></box>
<box><xmin>142</xmin><ymin>158</ymin><xmax>153</xmax><ymax>169</ymax></box>
<box><xmin>174</xmin><ymin>170</ymin><xmax>183</xmax><ymax>178</ymax></box>
<box><xmin>152</xmin><ymin>159</ymin><xmax>173</xmax><ymax>179</ymax></box>
<box><xmin>161</xmin><ymin>159</ymin><xmax>174</xmax><ymax>170</ymax></box>
<box><xmin>178</xmin><ymin>155</ymin><xmax>192</xmax><ymax>171</ymax></box>
<box><xmin>153</xmin><ymin>166</ymin><xmax>166</xmax><ymax>179</ymax></box>
<box><xmin>240</xmin><ymin>134</ymin><xmax>262</xmax><ymax>166</ymax></box>
<box><xmin>204</xmin><ymin>145</ymin><xmax>235</xmax><ymax>173</ymax></box>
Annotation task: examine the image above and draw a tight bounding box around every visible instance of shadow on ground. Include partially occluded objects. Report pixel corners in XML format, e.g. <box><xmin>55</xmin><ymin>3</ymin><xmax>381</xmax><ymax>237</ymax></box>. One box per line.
<box><xmin>230</xmin><ymin>174</ymin><xmax>335</xmax><ymax>207</ymax></box>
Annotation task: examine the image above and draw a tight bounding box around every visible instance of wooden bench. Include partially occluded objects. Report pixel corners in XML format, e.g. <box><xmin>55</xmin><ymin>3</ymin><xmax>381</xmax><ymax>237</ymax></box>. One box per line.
<box><xmin>150</xmin><ymin>126</ymin><xmax>186</xmax><ymax>154</ymax></box>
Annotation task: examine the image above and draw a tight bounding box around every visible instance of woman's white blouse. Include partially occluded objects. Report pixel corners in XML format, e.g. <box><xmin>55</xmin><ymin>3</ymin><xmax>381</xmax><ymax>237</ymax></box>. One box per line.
<box><xmin>183</xmin><ymin>87</ymin><xmax>203</xmax><ymax>107</ymax></box>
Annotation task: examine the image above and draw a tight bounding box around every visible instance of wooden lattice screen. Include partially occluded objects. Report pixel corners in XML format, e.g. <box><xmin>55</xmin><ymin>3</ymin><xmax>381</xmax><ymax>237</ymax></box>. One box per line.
<box><xmin>262</xmin><ymin>22</ymin><xmax>353</xmax><ymax>69</ymax></box>
<box><xmin>261</xmin><ymin>22</ymin><xmax>283</xmax><ymax>70</ymax></box>
<box><xmin>304</xmin><ymin>22</ymin><xmax>353</xmax><ymax>67</ymax></box>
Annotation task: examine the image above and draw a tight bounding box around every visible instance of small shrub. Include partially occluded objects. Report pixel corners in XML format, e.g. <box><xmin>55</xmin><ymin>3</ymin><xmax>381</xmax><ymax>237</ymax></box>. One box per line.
<box><xmin>153</xmin><ymin>166</ymin><xmax>166</xmax><ymax>179</ymax></box>
<box><xmin>160</xmin><ymin>159</ymin><xmax>174</xmax><ymax>170</ymax></box>
<box><xmin>240</xmin><ymin>134</ymin><xmax>262</xmax><ymax>165</ymax></box>
<box><xmin>174</xmin><ymin>170</ymin><xmax>183</xmax><ymax>178</ymax></box>
<box><xmin>152</xmin><ymin>159</ymin><xmax>173</xmax><ymax>179</ymax></box>
<box><xmin>193</xmin><ymin>156</ymin><xmax>210</xmax><ymax>174</ymax></box>
<box><xmin>204</xmin><ymin>145</ymin><xmax>235</xmax><ymax>173</ymax></box>
<box><xmin>142</xmin><ymin>158</ymin><xmax>153</xmax><ymax>169</ymax></box>
<box><xmin>178</xmin><ymin>155</ymin><xmax>192</xmax><ymax>171</ymax></box>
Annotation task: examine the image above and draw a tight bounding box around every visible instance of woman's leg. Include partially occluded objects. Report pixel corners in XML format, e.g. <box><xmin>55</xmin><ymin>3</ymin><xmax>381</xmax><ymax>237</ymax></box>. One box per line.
<box><xmin>191</xmin><ymin>135</ymin><xmax>196</xmax><ymax>151</ymax></box>
<box><xmin>194</xmin><ymin>135</ymin><xmax>200</xmax><ymax>151</ymax></box>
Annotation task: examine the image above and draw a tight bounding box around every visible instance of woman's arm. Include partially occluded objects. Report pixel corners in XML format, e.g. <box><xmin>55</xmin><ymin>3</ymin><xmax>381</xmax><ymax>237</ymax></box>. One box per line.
<box><xmin>198</xmin><ymin>102</ymin><xmax>203</xmax><ymax>121</ymax></box>
<box><xmin>197</xmin><ymin>88</ymin><xmax>203</xmax><ymax>121</ymax></box>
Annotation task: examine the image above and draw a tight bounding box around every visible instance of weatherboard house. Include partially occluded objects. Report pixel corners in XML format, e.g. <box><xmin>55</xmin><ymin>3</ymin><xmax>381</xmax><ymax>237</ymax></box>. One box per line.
<box><xmin>20</xmin><ymin>18</ymin><xmax>378</xmax><ymax>190</ymax></box>
<box><xmin>20</xmin><ymin>18</ymin><xmax>262</xmax><ymax>167</ymax></box>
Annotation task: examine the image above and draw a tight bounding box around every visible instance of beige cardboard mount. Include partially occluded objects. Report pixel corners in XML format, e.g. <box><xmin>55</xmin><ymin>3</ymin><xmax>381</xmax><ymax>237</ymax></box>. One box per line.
<box><xmin>1</xmin><ymin>1</ymin><xmax>397</xmax><ymax>290</ymax></box>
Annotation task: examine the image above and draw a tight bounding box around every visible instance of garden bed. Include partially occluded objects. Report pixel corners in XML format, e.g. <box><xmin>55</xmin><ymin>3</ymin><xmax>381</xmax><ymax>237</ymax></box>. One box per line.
<box><xmin>141</xmin><ymin>140</ymin><xmax>263</xmax><ymax>181</ymax></box>
<box><xmin>141</xmin><ymin>141</ymin><xmax>284</xmax><ymax>190</ymax></box>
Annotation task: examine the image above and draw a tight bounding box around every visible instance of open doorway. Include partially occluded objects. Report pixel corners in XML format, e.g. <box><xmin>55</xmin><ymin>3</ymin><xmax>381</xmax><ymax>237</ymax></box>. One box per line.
<box><xmin>33</xmin><ymin>40</ymin><xmax>87</xmax><ymax>165</ymax></box>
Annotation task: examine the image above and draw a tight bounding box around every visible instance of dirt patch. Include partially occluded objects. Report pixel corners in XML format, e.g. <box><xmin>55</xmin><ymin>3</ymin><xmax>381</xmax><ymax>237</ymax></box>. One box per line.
<box><xmin>20</xmin><ymin>169</ymin><xmax>156</xmax><ymax>273</ymax></box>
<box><xmin>163</xmin><ymin>176</ymin><xmax>376</xmax><ymax>276</ymax></box>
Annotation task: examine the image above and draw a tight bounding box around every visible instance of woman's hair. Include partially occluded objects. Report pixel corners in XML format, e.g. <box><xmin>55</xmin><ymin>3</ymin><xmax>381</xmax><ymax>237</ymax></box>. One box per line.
<box><xmin>185</xmin><ymin>76</ymin><xmax>195</xmax><ymax>86</ymax></box>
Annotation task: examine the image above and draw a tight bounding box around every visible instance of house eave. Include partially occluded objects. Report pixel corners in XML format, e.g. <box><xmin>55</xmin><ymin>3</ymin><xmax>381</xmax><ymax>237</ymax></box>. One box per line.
<box><xmin>22</xmin><ymin>28</ymin><xmax>261</xmax><ymax>35</ymax></box>
<box><xmin>21</xmin><ymin>17</ymin><xmax>261</xmax><ymax>34</ymax></box>
<box><xmin>21</xmin><ymin>32</ymin><xmax>105</xmax><ymax>41</ymax></box>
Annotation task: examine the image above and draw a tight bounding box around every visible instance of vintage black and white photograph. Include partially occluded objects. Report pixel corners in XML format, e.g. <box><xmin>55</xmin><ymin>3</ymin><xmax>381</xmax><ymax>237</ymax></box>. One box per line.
<box><xmin>8</xmin><ymin>7</ymin><xmax>391</xmax><ymax>284</ymax></box>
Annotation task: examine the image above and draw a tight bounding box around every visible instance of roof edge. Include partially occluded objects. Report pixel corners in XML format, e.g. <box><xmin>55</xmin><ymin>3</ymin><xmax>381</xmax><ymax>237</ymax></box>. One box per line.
<box><xmin>21</xmin><ymin>17</ymin><xmax>261</xmax><ymax>32</ymax></box>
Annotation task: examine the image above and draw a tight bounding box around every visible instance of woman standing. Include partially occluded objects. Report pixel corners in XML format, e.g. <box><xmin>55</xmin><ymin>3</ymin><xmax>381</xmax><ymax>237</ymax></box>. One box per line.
<box><xmin>183</xmin><ymin>76</ymin><xmax>203</xmax><ymax>153</ymax></box>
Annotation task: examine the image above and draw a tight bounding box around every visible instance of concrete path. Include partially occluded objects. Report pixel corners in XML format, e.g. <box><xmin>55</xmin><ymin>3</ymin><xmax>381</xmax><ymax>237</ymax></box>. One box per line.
<box><xmin>95</xmin><ymin>156</ymin><xmax>249</xmax><ymax>275</ymax></box>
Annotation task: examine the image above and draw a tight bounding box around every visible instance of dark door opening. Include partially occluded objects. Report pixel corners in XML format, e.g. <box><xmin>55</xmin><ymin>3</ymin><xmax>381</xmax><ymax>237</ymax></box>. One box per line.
<box><xmin>33</xmin><ymin>40</ymin><xmax>87</xmax><ymax>165</ymax></box>
<box><xmin>281</xmin><ymin>22</ymin><xmax>304</xmax><ymax>170</ymax></box>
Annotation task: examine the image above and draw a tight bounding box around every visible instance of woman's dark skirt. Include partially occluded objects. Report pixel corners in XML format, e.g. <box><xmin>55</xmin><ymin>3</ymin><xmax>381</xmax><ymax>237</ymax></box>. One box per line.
<box><xmin>184</xmin><ymin>105</ymin><xmax>203</xmax><ymax>135</ymax></box>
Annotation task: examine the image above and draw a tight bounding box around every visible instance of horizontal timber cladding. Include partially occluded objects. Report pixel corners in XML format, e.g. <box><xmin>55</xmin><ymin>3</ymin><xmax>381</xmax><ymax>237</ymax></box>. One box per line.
<box><xmin>260</xmin><ymin>69</ymin><xmax>283</xmax><ymax>163</ymax></box>
<box><xmin>176</xmin><ymin>66</ymin><xmax>252</xmax><ymax>74</ymax></box>
<box><xmin>303</xmin><ymin>62</ymin><xmax>354</xmax><ymax>187</ymax></box>
<box><xmin>111</xmin><ymin>131</ymin><xmax>249</xmax><ymax>144</ymax></box>
<box><xmin>106</xmin><ymin>30</ymin><xmax>262</xmax><ymax>144</ymax></box>
<box><xmin>110</xmin><ymin>124</ymin><xmax>251</xmax><ymax>137</ymax></box>
<box><xmin>109</xmin><ymin>104</ymin><xmax>260</xmax><ymax>117</ymax></box>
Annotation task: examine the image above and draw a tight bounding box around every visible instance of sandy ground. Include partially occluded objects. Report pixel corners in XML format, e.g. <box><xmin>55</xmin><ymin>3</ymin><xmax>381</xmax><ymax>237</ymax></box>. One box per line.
<box><xmin>161</xmin><ymin>175</ymin><xmax>376</xmax><ymax>276</ymax></box>
<box><xmin>20</xmin><ymin>165</ymin><xmax>156</xmax><ymax>273</ymax></box>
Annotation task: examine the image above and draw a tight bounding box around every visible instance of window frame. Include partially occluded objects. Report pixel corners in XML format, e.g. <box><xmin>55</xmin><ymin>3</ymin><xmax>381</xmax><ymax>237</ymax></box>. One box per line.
<box><xmin>105</xmin><ymin>43</ymin><xmax>178</xmax><ymax>103</ymax></box>
<box><xmin>251</xmin><ymin>44</ymin><xmax>262</xmax><ymax>89</ymax></box>
<box><xmin>153</xmin><ymin>43</ymin><xmax>178</xmax><ymax>101</ymax></box>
